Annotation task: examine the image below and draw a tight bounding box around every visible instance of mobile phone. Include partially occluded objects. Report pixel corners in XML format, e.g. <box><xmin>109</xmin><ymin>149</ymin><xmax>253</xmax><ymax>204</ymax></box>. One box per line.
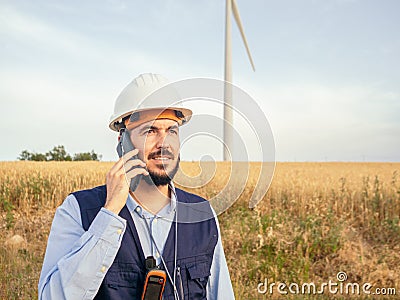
<box><xmin>141</xmin><ymin>269</ymin><xmax>167</xmax><ymax>300</ymax></box>
<box><xmin>116</xmin><ymin>128</ymin><xmax>142</xmax><ymax>192</ymax></box>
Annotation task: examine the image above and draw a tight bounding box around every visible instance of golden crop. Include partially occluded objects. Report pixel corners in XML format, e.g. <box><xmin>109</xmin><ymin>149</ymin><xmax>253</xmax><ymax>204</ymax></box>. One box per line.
<box><xmin>1</xmin><ymin>161</ymin><xmax>399</xmax><ymax>299</ymax></box>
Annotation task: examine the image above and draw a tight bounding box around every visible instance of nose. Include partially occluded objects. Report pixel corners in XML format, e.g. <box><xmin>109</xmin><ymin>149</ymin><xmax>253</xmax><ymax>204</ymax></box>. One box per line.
<box><xmin>155</xmin><ymin>131</ymin><xmax>171</xmax><ymax>149</ymax></box>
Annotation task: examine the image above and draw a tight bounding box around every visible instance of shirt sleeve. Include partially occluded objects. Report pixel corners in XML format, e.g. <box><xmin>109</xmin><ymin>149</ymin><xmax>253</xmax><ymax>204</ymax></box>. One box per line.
<box><xmin>206</xmin><ymin>209</ymin><xmax>236</xmax><ymax>300</ymax></box>
<box><xmin>38</xmin><ymin>194</ymin><xmax>127</xmax><ymax>300</ymax></box>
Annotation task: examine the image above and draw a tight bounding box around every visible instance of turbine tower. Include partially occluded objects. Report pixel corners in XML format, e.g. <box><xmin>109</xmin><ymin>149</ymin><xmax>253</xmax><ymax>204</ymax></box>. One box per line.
<box><xmin>224</xmin><ymin>0</ymin><xmax>255</xmax><ymax>161</ymax></box>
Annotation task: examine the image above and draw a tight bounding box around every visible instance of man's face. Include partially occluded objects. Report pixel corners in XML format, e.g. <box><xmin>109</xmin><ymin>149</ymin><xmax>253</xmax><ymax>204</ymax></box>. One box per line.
<box><xmin>128</xmin><ymin>118</ymin><xmax>180</xmax><ymax>186</ymax></box>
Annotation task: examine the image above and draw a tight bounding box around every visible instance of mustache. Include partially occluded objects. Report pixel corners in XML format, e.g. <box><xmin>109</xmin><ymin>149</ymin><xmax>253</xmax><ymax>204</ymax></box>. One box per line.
<box><xmin>147</xmin><ymin>149</ymin><xmax>174</xmax><ymax>160</ymax></box>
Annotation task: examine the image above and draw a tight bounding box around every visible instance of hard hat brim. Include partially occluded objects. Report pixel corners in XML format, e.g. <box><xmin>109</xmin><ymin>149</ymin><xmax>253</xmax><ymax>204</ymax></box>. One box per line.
<box><xmin>109</xmin><ymin>107</ymin><xmax>192</xmax><ymax>131</ymax></box>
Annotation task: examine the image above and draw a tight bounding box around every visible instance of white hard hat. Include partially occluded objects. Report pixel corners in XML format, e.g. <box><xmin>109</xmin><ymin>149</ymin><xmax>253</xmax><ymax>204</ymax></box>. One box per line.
<box><xmin>109</xmin><ymin>73</ymin><xmax>192</xmax><ymax>131</ymax></box>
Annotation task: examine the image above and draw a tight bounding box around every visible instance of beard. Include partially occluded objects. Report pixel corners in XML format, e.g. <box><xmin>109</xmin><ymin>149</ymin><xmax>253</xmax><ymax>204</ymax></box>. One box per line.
<box><xmin>143</xmin><ymin>153</ymin><xmax>180</xmax><ymax>186</ymax></box>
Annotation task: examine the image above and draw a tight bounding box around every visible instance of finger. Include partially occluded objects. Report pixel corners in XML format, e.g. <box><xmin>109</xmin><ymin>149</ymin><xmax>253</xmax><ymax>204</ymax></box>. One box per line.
<box><xmin>122</xmin><ymin>148</ymin><xmax>140</xmax><ymax>164</ymax></box>
<box><xmin>106</xmin><ymin>167</ymin><xmax>128</xmax><ymax>183</ymax></box>
<box><xmin>109</xmin><ymin>149</ymin><xmax>140</xmax><ymax>174</ymax></box>
<box><xmin>123</xmin><ymin>159</ymin><xmax>146</xmax><ymax>171</ymax></box>
<box><xmin>109</xmin><ymin>160</ymin><xmax>147</xmax><ymax>181</ymax></box>
<box><xmin>126</xmin><ymin>167</ymin><xmax>149</xmax><ymax>179</ymax></box>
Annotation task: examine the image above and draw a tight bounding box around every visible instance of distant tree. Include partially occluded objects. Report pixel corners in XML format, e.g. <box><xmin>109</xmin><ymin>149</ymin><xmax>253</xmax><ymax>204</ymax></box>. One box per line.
<box><xmin>46</xmin><ymin>145</ymin><xmax>72</xmax><ymax>161</ymax></box>
<box><xmin>18</xmin><ymin>150</ymin><xmax>48</xmax><ymax>161</ymax></box>
<box><xmin>18</xmin><ymin>150</ymin><xmax>32</xmax><ymax>161</ymax></box>
<box><xmin>18</xmin><ymin>146</ymin><xmax>101</xmax><ymax>161</ymax></box>
<box><xmin>90</xmin><ymin>150</ymin><xmax>102</xmax><ymax>161</ymax></box>
<box><xmin>73</xmin><ymin>150</ymin><xmax>101</xmax><ymax>161</ymax></box>
<box><xmin>31</xmin><ymin>153</ymin><xmax>48</xmax><ymax>161</ymax></box>
<box><xmin>73</xmin><ymin>152</ymin><xmax>91</xmax><ymax>161</ymax></box>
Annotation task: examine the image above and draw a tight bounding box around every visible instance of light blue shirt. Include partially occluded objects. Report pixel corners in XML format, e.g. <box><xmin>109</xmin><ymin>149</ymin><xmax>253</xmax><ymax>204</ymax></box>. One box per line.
<box><xmin>38</xmin><ymin>184</ymin><xmax>235</xmax><ymax>300</ymax></box>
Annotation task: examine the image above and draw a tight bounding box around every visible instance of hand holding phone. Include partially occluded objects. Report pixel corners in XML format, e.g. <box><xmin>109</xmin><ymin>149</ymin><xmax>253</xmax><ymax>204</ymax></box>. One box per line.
<box><xmin>117</xmin><ymin>128</ymin><xmax>146</xmax><ymax>192</ymax></box>
<box><xmin>105</xmin><ymin>130</ymin><xmax>148</xmax><ymax>215</ymax></box>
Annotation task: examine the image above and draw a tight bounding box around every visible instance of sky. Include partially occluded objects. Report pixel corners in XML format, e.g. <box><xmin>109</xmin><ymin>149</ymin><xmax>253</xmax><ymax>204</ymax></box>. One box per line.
<box><xmin>1</xmin><ymin>0</ymin><xmax>399</xmax><ymax>162</ymax></box>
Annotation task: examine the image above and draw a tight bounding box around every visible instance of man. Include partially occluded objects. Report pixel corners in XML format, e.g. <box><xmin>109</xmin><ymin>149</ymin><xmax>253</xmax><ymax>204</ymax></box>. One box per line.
<box><xmin>38</xmin><ymin>73</ymin><xmax>235</xmax><ymax>300</ymax></box>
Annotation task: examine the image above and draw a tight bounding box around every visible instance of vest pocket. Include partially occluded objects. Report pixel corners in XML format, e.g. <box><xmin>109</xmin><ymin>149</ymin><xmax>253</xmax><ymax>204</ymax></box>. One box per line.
<box><xmin>105</xmin><ymin>269</ymin><xmax>139</xmax><ymax>289</ymax></box>
<box><xmin>187</xmin><ymin>262</ymin><xmax>210</xmax><ymax>299</ymax></box>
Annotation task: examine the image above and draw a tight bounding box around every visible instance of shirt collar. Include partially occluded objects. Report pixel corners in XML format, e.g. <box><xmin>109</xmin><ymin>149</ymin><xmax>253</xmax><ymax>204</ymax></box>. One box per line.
<box><xmin>126</xmin><ymin>182</ymin><xmax>177</xmax><ymax>218</ymax></box>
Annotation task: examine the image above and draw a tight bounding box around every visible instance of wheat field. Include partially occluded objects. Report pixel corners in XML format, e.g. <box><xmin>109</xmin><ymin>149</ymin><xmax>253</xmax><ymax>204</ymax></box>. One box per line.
<box><xmin>1</xmin><ymin>161</ymin><xmax>399</xmax><ymax>299</ymax></box>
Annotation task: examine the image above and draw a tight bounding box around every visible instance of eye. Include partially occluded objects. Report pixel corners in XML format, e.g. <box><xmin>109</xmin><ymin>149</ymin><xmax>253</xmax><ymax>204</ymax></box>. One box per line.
<box><xmin>169</xmin><ymin>129</ymin><xmax>178</xmax><ymax>135</ymax></box>
<box><xmin>142</xmin><ymin>129</ymin><xmax>155</xmax><ymax>135</ymax></box>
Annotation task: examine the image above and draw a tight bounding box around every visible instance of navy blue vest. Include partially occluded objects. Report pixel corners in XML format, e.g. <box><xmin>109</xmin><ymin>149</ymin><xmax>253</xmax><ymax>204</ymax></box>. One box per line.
<box><xmin>73</xmin><ymin>185</ymin><xmax>218</xmax><ymax>300</ymax></box>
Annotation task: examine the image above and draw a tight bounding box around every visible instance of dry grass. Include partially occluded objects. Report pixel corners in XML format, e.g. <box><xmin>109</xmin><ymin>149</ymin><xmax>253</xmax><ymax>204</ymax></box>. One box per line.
<box><xmin>1</xmin><ymin>161</ymin><xmax>399</xmax><ymax>299</ymax></box>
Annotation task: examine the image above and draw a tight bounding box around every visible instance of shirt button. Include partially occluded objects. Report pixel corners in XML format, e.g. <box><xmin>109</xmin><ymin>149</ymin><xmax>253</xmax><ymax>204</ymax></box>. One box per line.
<box><xmin>101</xmin><ymin>266</ymin><xmax>106</xmax><ymax>273</ymax></box>
<box><xmin>136</xmin><ymin>207</ymin><xmax>140</xmax><ymax>212</ymax></box>
<box><xmin>117</xmin><ymin>229</ymin><xmax>122</xmax><ymax>234</ymax></box>
<box><xmin>155</xmin><ymin>252</ymin><xmax>160</xmax><ymax>258</ymax></box>
<box><xmin>153</xmin><ymin>218</ymin><xmax>158</xmax><ymax>224</ymax></box>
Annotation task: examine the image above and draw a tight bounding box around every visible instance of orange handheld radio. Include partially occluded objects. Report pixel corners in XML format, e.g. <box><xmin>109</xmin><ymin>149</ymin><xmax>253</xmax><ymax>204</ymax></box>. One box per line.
<box><xmin>141</xmin><ymin>257</ymin><xmax>167</xmax><ymax>300</ymax></box>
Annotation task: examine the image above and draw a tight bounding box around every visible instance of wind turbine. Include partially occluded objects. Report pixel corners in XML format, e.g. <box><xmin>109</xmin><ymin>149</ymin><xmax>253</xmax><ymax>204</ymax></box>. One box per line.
<box><xmin>223</xmin><ymin>0</ymin><xmax>255</xmax><ymax>161</ymax></box>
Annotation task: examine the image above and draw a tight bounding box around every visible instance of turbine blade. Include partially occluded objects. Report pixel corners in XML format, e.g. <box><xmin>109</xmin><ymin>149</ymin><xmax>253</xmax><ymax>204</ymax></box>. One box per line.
<box><xmin>231</xmin><ymin>0</ymin><xmax>255</xmax><ymax>71</ymax></box>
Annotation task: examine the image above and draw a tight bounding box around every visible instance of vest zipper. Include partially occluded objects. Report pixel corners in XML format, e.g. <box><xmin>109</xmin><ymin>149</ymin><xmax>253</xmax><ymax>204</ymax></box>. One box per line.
<box><xmin>176</xmin><ymin>266</ymin><xmax>184</xmax><ymax>300</ymax></box>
